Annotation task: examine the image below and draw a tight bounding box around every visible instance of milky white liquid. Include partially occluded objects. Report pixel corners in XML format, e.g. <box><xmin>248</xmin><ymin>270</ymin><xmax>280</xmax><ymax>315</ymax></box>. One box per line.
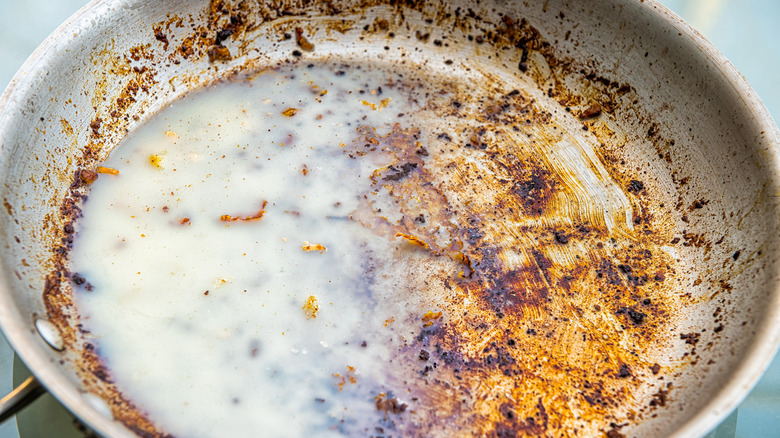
<box><xmin>70</xmin><ymin>61</ymin><xmax>443</xmax><ymax>437</ymax></box>
<box><xmin>69</xmin><ymin>55</ymin><xmax>652</xmax><ymax>437</ymax></box>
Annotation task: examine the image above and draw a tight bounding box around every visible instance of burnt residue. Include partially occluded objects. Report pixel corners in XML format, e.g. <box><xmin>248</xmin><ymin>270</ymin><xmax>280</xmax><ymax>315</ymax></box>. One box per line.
<box><xmin>382</xmin><ymin>162</ymin><xmax>418</xmax><ymax>181</ymax></box>
<box><xmin>336</xmin><ymin>53</ymin><xmax>682</xmax><ymax>435</ymax></box>
<box><xmin>38</xmin><ymin>0</ymin><xmax>713</xmax><ymax>437</ymax></box>
<box><xmin>44</xmin><ymin>169</ymin><xmax>172</xmax><ymax>438</ymax></box>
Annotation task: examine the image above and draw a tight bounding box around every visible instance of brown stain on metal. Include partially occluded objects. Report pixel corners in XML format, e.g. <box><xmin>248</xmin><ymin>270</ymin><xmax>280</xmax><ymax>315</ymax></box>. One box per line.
<box><xmin>336</xmin><ymin>71</ymin><xmax>683</xmax><ymax>434</ymax></box>
<box><xmin>36</xmin><ymin>1</ymin><xmax>719</xmax><ymax>436</ymax></box>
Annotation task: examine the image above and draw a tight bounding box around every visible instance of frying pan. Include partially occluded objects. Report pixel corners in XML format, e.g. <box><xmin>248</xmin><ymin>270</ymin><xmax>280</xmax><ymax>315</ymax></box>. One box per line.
<box><xmin>0</xmin><ymin>0</ymin><xmax>779</xmax><ymax>436</ymax></box>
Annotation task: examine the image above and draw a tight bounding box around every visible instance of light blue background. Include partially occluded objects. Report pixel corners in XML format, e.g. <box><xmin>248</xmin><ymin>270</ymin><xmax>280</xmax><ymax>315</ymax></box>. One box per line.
<box><xmin>0</xmin><ymin>0</ymin><xmax>778</xmax><ymax>436</ymax></box>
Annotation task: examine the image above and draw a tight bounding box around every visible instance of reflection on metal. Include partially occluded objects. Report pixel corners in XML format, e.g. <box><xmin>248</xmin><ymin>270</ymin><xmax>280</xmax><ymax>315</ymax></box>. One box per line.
<box><xmin>0</xmin><ymin>376</ymin><xmax>45</xmax><ymax>424</ymax></box>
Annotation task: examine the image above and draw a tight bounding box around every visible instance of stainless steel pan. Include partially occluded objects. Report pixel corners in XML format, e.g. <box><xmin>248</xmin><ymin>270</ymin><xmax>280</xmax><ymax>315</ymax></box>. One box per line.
<box><xmin>0</xmin><ymin>0</ymin><xmax>779</xmax><ymax>436</ymax></box>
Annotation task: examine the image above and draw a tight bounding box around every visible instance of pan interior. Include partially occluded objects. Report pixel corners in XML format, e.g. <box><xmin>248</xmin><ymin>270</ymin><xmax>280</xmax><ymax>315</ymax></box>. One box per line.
<box><xmin>0</xmin><ymin>1</ymin><xmax>778</xmax><ymax>437</ymax></box>
<box><xmin>66</xmin><ymin>42</ymin><xmax>697</xmax><ymax>438</ymax></box>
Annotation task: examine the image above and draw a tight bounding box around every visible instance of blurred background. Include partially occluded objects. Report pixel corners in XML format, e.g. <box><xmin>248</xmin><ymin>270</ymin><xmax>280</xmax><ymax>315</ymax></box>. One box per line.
<box><xmin>0</xmin><ymin>0</ymin><xmax>778</xmax><ymax>436</ymax></box>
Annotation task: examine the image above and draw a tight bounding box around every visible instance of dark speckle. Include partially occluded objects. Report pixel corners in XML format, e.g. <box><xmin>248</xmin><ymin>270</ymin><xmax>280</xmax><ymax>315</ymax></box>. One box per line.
<box><xmin>627</xmin><ymin>180</ymin><xmax>644</xmax><ymax>193</ymax></box>
<box><xmin>616</xmin><ymin>307</ymin><xmax>646</xmax><ymax>325</ymax></box>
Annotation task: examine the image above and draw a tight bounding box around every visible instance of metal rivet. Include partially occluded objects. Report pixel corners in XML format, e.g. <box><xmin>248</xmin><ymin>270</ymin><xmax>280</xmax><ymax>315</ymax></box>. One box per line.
<box><xmin>34</xmin><ymin>318</ymin><xmax>64</xmax><ymax>351</ymax></box>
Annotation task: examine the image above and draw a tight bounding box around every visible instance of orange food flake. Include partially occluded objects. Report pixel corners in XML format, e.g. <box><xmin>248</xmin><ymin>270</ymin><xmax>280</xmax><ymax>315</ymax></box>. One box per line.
<box><xmin>220</xmin><ymin>200</ymin><xmax>268</xmax><ymax>224</ymax></box>
<box><xmin>148</xmin><ymin>154</ymin><xmax>164</xmax><ymax>168</ymax></box>
<box><xmin>96</xmin><ymin>166</ymin><xmax>119</xmax><ymax>175</ymax></box>
<box><xmin>422</xmin><ymin>311</ymin><xmax>443</xmax><ymax>327</ymax></box>
<box><xmin>302</xmin><ymin>295</ymin><xmax>319</xmax><ymax>319</ymax></box>
<box><xmin>282</xmin><ymin>108</ymin><xmax>299</xmax><ymax>117</ymax></box>
<box><xmin>332</xmin><ymin>366</ymin><xmax>357</xmax><ymax>391</ymax></box>
<box><xmin>302</xmin><ymin>242</ymin><xmax>327</xmax><ymax>252</ymax></box>
<box><xmin>295</xmin><ymin>27</ymin><xmax>315</xmax><ymax>52</ymax></box>
<box><xmin>395</xmin><ymin>232</ymin><xmax>430</xmax><ymax>249</ymax></box>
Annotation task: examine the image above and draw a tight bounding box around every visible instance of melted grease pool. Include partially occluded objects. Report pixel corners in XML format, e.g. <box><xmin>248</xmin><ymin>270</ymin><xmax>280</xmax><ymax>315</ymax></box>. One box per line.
<box><xmin>70</xmin><ymin>59</ymin><xmax>683</xmax><ymax>437</ymax></box>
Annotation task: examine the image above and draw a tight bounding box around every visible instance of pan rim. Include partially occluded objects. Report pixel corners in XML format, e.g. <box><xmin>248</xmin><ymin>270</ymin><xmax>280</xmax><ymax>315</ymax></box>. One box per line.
<box><xmin>0</xmin><ymin>0</ymin><xmax>778</xmax><ymax>436</ymax></box>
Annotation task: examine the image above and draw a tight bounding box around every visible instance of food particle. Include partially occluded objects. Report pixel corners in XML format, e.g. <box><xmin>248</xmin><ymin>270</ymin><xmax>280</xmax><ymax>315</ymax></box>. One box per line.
<box><xmin>149</xmin><ymin>154</ymin><xmax>164</xmax><ymax>169</ymax></box>
<box><xmin>96</xmin><ymin>166</ymin><xmax>119</xmax><ymax>175</ymax></box>
<box><xmin>303</xmin><ymin>295</ymin><xmax>319</xmax><ymax>319</ymax></box>
<box><xmin>395</xmin><ymin>232</ymin><xmax>430</xmax><ymax>249</ymax></box>
<box><xmin>220</xmin><ymin>201</ymin><xmax>268</xmax><ymax>223</ymax></box>
<box><xmin>579</xmin><ymin>103</ymin><xmax>602</xmax><ymax>119</ymax></box>
<box><xmin>421</xmin><ymin>311</ymin><xmax>442</xmax><ymax>327</ymax></box>
<box><xmin>295</xmin><ymin>27</ymin><xmax>315</xmax><ymax>52</ymax></box>
<box><xmin>302</xmin><ymin>242</ymin><xmax>327</xmax><ymax>252</ymax></box>
<box><xmin>79</xmin><ymin>169</ymin><xmax>98</xmax><ymax>184</ymax></box>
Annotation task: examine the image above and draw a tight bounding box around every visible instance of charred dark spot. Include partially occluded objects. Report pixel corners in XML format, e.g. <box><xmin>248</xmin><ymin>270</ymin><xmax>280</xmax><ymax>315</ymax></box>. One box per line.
<box><xmin>680</xmin><ymin>332</ymin><xmax>700</xmax><ymax>345</ymax></box>
<box><xmin>71</xmin><ymin>273</ymin><xmax>86</xmax><ymax>285</ymax></box>
<box><xmin>512</xmin><ymin>170</ymin><xmax>554</xmax><ymax>215</ymax></box>
<box><xmin>627</xmin><ymin>180</ymin><xmax>644</xmax><ymax>193</ymax></box>
<box><xmin>606</xmin><ymin>424</ymin><xmax>627</xmax><ymax>438</ymax></box>
<box><xmin>616</xmin><ymin>307</ymin><xmax>646</xmax><ymax>325</ymax></box>
<box><xmin>375</xmin><ymin>393</ymin><xmax>408</xmax><ymax>414</ymax></box>
<box><xmin>154</xmin><ymin>29</ymin><xmax>169</xmax><ymax>50</ymax></box>
<box><xmin>216</xmin><ymin>28</ymin><xmax>234</xmax><ymax>44</ymax></box>
<box><xmin>93</xmin><ymin>365</ymin><xmax>113</xmax><ymax>383</ymax></box>
<box><xmin>383</xmin><ymin>162</ymin><xmax>418</xmax><ymax>181</ymax></box>
<box><xmin>649</xmin><ymin>387</ymin><xmax>670</xmax><ymax>407</ymax></box>
<box><xmin>89</xmin><ymin>118</ymin><xmax>102</xmax><ymax>136</ymax></box>
<box><xmin>647</xmin><ymin>124</ymin><xmax>658</xmax><ymax>137</ymax></box>
<box><xmin>617</xmin><ymin>263</ymin><xmax>647</xmax><ymax>286</ymax></box>
<box><xmin>579</xmin><ymin>104</ymin><xmax>602</xmax><ymax>119</ymax></box>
